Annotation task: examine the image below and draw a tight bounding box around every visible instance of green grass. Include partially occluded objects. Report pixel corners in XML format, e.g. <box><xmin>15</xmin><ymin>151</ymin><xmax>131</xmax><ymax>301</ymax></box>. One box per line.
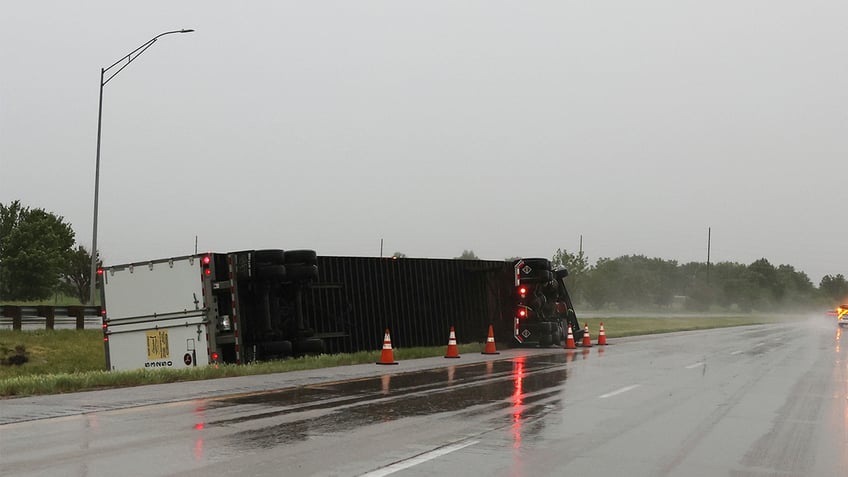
<box><xmin>0</xmin><ymin>314</ymin><xmax>790</xmax><ymax>397</ymax></box>
<box><xmin>0</xmin><ymin>330</ymin><xmax>105</xmax><ymax>379</ymax></box>
<box><xmin>579</xmin><ymin>314</ymin><xmax>794</xmax><ymax>338</ymax></box>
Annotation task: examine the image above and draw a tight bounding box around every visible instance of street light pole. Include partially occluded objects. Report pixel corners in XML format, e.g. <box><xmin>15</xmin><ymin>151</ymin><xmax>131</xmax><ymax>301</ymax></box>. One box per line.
<box><xmin>89</xmin><ymin>29</ymin><xmax>194</xmax><ymax>304</ymax></box>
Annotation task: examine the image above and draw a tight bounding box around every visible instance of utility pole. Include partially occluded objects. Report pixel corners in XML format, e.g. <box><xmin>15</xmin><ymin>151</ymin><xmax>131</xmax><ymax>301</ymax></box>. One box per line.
<box><xmin>706</xmin><ymin>227</ymin><xmax>711</xmax><ymax>282</ymax></box>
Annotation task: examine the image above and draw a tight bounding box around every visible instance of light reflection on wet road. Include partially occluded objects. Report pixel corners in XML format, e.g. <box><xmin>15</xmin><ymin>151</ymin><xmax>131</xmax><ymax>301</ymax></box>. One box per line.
<box><xmin>203</xmin><ymin>355</ymin><xmax>567</xmax><ymax>450</ymax></box>
<box><xmin>2</xmin><ymin>318</ymin><xmax>848</xmax><ymax>476</ymax></box>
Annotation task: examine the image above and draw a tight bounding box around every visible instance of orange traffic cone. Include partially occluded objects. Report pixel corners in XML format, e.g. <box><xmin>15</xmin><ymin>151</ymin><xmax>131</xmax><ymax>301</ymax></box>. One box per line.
<box><xmin>445</xmin><ymin>326</ymin><xmax>461</xmax><ymax>358</ymax></box>
<box><xmin>564</xmin><ymin>324</ymin><xmax>577</xmax><ymax>349</ymax></box>
<box><xmin>581</xmin><ymin>323</ymin><xmax>593</xmax><ymax>348</ymax></box>
<box><xmin>597</xmin><ymin>322</ymin><xmax>608</xmax><ymax>345</ymax></box>
<box><xmin>376</xmin><ymin>329</ymin><xmax>399</xmax><ymax>365</ymax></box>
<box><xmin>482</xmin><ymin>324</ymin><xmax>500</xmax><ymax>355</ymax></box>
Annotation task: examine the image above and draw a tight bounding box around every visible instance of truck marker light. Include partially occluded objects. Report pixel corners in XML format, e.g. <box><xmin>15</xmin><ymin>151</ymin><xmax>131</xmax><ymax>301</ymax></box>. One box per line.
<box><xmin>518</xmin><ymin>286</ymin><xmax>527</xmax><ymax>298</ymax></box>
<box><xmin>202</xmin><ymin>255</ymin><xmax>211</xmax><ymax>265</ymax></box>
<box><xmin>97</xmin><ymin>268</ymin><xmax>104</xmax><ymax>275</ymax></box>
<box><xmin>211</xmin><ymin>352</ymin><xmax>219</xmax><ymax>361</ymax></box>
<box><xmin>204</xmin><ymin>268</ymin><xmax>211</xmax><ymax>275</ymax></box>
<box><xmin>518</xmin><ymin>308</ymin><xmax>527</xmax><ymax>318</ymax></box>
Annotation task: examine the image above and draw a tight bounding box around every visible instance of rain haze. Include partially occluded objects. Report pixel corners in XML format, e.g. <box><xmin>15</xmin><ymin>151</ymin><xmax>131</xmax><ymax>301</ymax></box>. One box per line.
<box><xmin>1</xmin><ymin>1</ymin><xmax>846</xmax><ymax>284</ymax></box>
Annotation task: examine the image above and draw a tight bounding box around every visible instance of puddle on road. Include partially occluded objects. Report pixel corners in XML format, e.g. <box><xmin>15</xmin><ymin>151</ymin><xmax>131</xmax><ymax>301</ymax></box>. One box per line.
<box><xmin>215</xmin><ymin>354</ymin><xmax>572</xmax><ymax>449</ymax></box>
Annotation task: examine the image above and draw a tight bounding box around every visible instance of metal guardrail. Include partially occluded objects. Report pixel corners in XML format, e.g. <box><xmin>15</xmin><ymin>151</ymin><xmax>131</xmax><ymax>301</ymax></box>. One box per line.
<box><xmin>0</xmin><ymin>305</ymin><xmax>103</xmax><ymax>331</ymax></box>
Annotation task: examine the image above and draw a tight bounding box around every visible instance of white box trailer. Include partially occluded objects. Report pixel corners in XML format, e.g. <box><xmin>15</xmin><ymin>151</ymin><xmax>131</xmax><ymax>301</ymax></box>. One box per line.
<box><xmin>101</xmin><ymin>255</ymin><xmax>215</xmax><ymax>371</ymax></box>
<box><xmin>101</xmin><ymin>249</ymin><xmax>322</xmax><ymax>371</ymax></box>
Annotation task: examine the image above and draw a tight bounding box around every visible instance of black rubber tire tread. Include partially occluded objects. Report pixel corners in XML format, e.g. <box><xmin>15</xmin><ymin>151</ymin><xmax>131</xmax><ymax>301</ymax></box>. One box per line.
<box><xmin>259</xmin><ymin>340</ymin><xmax>292</xmax><ymax>358</ymax></box>
<box><xmin>254</xmin><ymin>249</ymin><xmax>286</xmax><ymax>265</ymax></box>
<box><xmin>551</xmin><ymin>326</ymin><xmax>563</xmax><ymax>345</ymax></box>
<box><xmin>297</xmin><ymin>337</ymin><xmax>325</xmax><ymax>355</ymax></box>
<box><xmin>286</xmin><ymin>264</ymin><xmax>319</xmax><ymax>281</ymax></box>
<box><xmin>284</xmin><ymin>249</ymin><xmax>318</xmax><ymax>265</ymax></box>
<box><xmin>256</xmin><ymin>264</ymin><xmax>287</xmax><ymax>280</ymax></box>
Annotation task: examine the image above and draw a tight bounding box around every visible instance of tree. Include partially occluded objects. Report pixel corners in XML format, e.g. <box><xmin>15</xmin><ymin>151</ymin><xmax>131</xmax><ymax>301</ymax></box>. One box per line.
<box><xmin>61</xmin><ymin>245</ymin><xmax>98</xmax><ymax>303</ymax></box>
<box><xmin>820</xmin><ymin>274</ymin><xmax>848</xmax><ymax>303</ymax></box>
<box><xmin>551</xmin><ymin>248</ymin><xmax>590</xmax><ymax>301</ymax></box>
<box><xmin>391</xmin><ymin>251</ymin><xmax>407</xmax><ymax>259</ymax></box>
<box><xmin>455</xmin><ymin>250</ymin><xmax>479</xmax><ymax>260</ymax></box>
<box><xmin>0</xmin><ymin>201</ymin><xmax>75</xmax><ymax>301</ymax></box>
<box><xmin>748</xmin><ymin>258</ymin><xmax>784</xmax><ymax>301</ymax></box>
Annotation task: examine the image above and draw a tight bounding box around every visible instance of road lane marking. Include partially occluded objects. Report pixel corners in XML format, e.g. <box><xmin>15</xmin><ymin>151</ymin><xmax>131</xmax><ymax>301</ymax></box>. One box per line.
<box><xmin>361</xmin><ymin>440</ymin><xmax>479</xmax><ymax>477</ymax></box>
<box><xmin>599</xmin><ymin>384</ymin><xmax>640</xmax><ymax>399</ymax></box>
<box><xmin>685</xmin><ymin>362</ymin><xmax>705</xmax><ymax>369</ymax></box>
<box><xmin>731</xmin><ymin>342</ymin><xmax>765</xmax><ymax>356</ymax></box>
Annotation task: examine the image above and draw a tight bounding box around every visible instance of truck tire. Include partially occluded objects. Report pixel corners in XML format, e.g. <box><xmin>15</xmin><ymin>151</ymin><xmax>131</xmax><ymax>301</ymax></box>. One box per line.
<box><xmin>255</xmin><ymin>249</ymin><xmax>286</xmax><ymax>265</ymax></box>
<box><xmin>551</xmin><ymin>326</ymin><xmax>563</xmax><ymax>346</ymax></box>
<box><xmin>297</xmin><ymin>338</ymin><xmax>325</xmax><ymax>355</ymax></box>
<box><xmin>285</xmin><ymin>250</ymin><xmax>318</xmax><ymax>265</ymax></box>
<box><xmin>287</xmin><ymin>264</ymin><xmax>319</xmax><ymax>282</ymax></box>
<box><xmin>257</xmin><ymin>264</ymin><xmax>287</xmax><ymax>280</ymax></box>
<box><xmin>259</xmin><ymin>340</ymin><xmax>292</xmax><ymax>359</ymax></box>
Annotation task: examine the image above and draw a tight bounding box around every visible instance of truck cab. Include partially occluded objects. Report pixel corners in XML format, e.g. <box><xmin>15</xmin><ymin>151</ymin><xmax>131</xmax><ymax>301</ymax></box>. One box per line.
<box><xmin>512</xmin><ymin>258</ymin><xmax>583</xmax><ymax>347</ymax></box>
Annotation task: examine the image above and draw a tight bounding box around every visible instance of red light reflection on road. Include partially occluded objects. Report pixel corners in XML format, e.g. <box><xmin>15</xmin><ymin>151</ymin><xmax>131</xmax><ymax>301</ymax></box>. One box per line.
<box><xmin>194</xmin><ymin>404</ymin><xmax>206</xmax><ymax>461</ymax></box>
<box><xmin>512</xmin><ymin>357</ymin><xmax>526</xmax><ymax>449</ymax></box>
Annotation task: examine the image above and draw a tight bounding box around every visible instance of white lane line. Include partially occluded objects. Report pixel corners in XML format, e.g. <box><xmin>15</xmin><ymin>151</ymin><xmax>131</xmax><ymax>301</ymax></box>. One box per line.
<box><xmin>731</xmin><ymin>342</ymin><xmax>765</xmax><ymax>355</ymax></box>
<box><xmin>599</xmin><ymin>384</ymin><xmax>640</xmax><ymax>399</ymax></box>
<box><xmin>685</xmin><ymin>362</ymin><xmax>705</xmax><ymax>369</ymax></box>
<box><xmin>361</xmin><ymin>440</ymin><xmax>479</xmax><ymax>477</ymax></box>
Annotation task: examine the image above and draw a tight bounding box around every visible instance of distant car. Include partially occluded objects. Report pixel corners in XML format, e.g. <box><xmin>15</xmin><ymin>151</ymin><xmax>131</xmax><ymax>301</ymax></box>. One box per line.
<box><xmin>838</xmin><ymin>305</ymin><xmax>848</xmax><ymax>327</ymax></box>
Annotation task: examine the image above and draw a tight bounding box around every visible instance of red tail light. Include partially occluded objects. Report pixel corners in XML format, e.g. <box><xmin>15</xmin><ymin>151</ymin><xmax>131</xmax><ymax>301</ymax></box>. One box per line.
<box><xmin>201</xmin><ymin>255</ymin><xmax>212</xmax><ymax>276</ymax></box>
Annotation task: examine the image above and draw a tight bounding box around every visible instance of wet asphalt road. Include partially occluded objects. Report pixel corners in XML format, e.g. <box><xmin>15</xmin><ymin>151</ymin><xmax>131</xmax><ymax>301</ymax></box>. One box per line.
<box><xmin>2</xmin><ymin>317</ymin><xmax>847</xmax><ymax>477</ymax></box>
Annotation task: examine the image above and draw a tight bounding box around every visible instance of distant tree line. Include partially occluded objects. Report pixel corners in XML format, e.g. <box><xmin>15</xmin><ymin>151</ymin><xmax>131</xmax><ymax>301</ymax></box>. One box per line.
<box><xmin>552</xmin><ymin>248</ymin><xmax>847</xmax><ymax>312</ymax></box>
<box><xmin>3</xmin><ymin>199</ymin><xmax>846</xmax><ymax>312</ymax></box>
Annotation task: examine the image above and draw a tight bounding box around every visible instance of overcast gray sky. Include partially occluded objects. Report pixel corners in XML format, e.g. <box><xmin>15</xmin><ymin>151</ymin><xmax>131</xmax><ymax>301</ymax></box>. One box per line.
<box><xmin>1</xmin><ymin>1</ymin><xmax>846</xmax><ymax>283</ymax></box>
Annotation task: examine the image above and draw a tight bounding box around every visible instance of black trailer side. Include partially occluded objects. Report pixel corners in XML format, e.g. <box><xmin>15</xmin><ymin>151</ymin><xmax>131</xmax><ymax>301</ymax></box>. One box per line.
<box><xmin>301</xmin><ymin>256</ymin><xmax>515</xmax><ymax>353</ymax></box>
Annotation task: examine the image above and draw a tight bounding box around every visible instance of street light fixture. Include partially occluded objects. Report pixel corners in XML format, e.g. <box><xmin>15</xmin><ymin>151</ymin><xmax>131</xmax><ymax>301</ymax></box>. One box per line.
<box><xmin>89</xmin><ymin>29</ymin><xmax>194</xmax><ymax>304</ymax></box>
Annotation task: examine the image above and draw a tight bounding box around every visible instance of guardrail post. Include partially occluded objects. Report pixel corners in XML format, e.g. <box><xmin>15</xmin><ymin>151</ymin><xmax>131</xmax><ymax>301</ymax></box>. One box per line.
<box><xmin>37</xmin><ymin>306</ymin><xmax>55</xmax><ymax>330</ymax></box>
<box><xmin>68</xmin><ymin>305</ymin><xmax>85</xmax><ymax>330</ymax></box>
<box><xmin>3</xmin><ymin>306</ymin><xmax>23</xmax><ymax>331</ymax></box>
